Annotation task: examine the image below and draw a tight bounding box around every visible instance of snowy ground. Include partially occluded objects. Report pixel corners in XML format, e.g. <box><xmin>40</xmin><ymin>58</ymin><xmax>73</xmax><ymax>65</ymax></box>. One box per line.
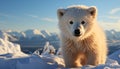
<box><xmin>0</xmin><ymin>32</ymin><xmax>120</xmax><ymax>69</ymax></box>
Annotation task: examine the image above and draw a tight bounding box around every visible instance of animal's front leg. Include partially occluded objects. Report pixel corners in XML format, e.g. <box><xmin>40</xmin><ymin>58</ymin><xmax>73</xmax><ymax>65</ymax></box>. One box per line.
<box><xmin>63</xmin><ymin>48</ymin><xmax>82</xmax><ymax>68</ymax></box>
<box><xmin>63</xmin><ymin>52</ymin><xmax>82</xmax><ymax>68</ymax></box>
<box><xmin>87</xmin><ymin>51</ymin><xmax>101</xmax><ymax>65</ymax></box>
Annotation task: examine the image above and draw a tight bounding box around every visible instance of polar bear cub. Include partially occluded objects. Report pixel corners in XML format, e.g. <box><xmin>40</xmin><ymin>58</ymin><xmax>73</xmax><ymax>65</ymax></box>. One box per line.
<box><xmin>57</xmin><ymin>5</ymin><xmax>108</xmax><ymax>68</ymax></box>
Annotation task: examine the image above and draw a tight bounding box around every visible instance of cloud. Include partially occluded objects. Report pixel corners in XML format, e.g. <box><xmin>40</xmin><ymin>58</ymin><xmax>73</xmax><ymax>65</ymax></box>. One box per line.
<box><xmin>99</xmin><ymin>8</ymin><xmax>120</xmax><ymax>31</ymax></box>
<box><xmin>41</xmin><ymin>18</ymin><xmax>57</xmax><ymax>22</ymax></box>
<box><xmin>27</xmin><ymin>14</ymin><xmax>39</xmax><ymax>18</ymax></box>
<box><xmin>0</xmin><ymin>13</ymin><xmax>15</xmax><ymax>18</ymax></box>
<box><xmin>99</xmin><ymin>20</ymin><xmax>120</xmax><ymax>31</ymax></box>
<box><xmin>99</xmin><ymin>16</ymin><xmax>120</xmax><ymax>20</ymax></box>
<box><xmin>109</xmin><ymin>8</ymin><xmax>120</xmax><ymax>14</ymax></box>
<box><xmin>108</xmin><ymin>16</ymin><xmax>120</xmax><ymax>19</ymax></box>
<box><xmin>27</xmin><ymin>14</ymin><xmax>57</xmax><ymax>22</ymax></box>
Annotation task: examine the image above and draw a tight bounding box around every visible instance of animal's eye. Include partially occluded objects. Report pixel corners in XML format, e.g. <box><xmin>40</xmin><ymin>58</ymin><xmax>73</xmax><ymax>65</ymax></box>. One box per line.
<box><xmin>81</xmin><ymin>21</ymin><xmax>85</xmax><ymax>24</ymax></box>
<box><xmin>69</xmin><ymin>21</ymin><xmax>73</xmax><ymax>24</ymax></box>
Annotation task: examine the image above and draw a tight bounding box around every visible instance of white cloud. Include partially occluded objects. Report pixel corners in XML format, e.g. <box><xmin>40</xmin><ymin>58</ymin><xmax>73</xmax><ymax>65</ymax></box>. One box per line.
<box><xmin>109</xmin><ymin>8</ymin><xmax>120</xmax><ymax>14</ymax></box>
<box><xmin>27</xmin><ymin>14</ymin><xmax>57</xmax><ymax>22</ymax></box>
<box><xmin>108</xmin><ymin>16</ymin><xmax>120</xmax><ymax>19</ymax></box>
<box><xmin>41</xmin><ymin>18</ymin><xmax>57</xmax><ymax>22</ymax></box>
<box><xmin>99</xmin><ymin>16</ymin><xmax>120</xmax><ymax>20</ymax></box>
<box><xmin>99</xmin><ymin>8</ymin><xmax>120</xmax><ymax>31</ymax></box>
<box><xmin>27</xmin><ymin>14</ymin><xmax>39</xmax><ymax>18</ymax></box>
<box><xmin>99</xmin><ymin>20</ymin><xmax>120</xmax><ymax>31</ymax></box>
<box><xmin>0</xmin><ymin>13</ymin><xmax>15</xmax><ymax>18</ymax></box>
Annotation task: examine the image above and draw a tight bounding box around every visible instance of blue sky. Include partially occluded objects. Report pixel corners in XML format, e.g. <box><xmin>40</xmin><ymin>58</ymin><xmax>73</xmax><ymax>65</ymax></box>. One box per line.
<box><xmin>0</xmin><ymin>0</ymin><xmax>120</xmax><ymax>32</ymax></box>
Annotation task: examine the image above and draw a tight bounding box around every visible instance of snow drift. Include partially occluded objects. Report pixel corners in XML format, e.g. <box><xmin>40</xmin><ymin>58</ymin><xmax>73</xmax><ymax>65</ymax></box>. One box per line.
<box><xmin>0</xmin><ymin>30</ymin><xmax>120</xmax><ymax>69</ymax></box>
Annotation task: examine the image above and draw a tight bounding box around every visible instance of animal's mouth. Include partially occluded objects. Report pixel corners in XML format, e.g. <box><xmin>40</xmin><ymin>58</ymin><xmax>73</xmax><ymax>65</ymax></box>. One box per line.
<box><xmin>74</xmin><ymin>34</ymin><xmax>81</xmax><ymax>37</ymax></box>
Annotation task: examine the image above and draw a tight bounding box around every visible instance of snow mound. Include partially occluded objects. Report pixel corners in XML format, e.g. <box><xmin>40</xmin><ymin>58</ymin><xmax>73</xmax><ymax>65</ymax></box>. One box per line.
<box><xmin>0</xmin><ymin>54</ymin><xmax>65</xmax><ymax>69</ymax></box>
<box><xmin>81</xmin><ymin>50</ymin><xmax>120</xmax><ymax>69</ymax></box>
<box><xmin>109</xmin><ymin>50</ymin><xmax>120</xmax><ymax>64</ymax></box>
<box><xmin>1</xmin><ymin>47</ymin><xmax>120</xmax><ymax>69</ymax></box>
<box><xmin>41</xmin><ymin>42</ymin><xmax>55</xmax><ymax>55</ymax></box>
<box><xmin>0</xmin><ymin>31</ymin><xmax>28</xmax><ymax>58</ymax></box>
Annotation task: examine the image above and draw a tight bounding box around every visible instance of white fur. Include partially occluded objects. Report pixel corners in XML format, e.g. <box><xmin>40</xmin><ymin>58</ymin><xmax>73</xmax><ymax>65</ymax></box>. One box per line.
<box><xmin>57</xmin><ymin>5</ymin><xmax>108</xmax><ymax>68</ymax></box>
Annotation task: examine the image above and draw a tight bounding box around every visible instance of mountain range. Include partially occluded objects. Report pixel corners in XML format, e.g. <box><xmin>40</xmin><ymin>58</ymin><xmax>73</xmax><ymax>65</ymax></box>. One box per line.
<box><xmin>0</xmin><ymin>29</ymin><xmax>120</xmax><ymax>48</ymax></box>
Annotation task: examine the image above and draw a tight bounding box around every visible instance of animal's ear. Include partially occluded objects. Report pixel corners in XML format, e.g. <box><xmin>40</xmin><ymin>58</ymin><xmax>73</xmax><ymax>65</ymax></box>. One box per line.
<box><xmin>57</xmin><ymin>9</ymin><xmax>66</xmax><ymax>19</ymax></box>
<box><xmin>88</xmin><ymin>6</ymin><xmax>97</xmax><ymax>18</ymax></box>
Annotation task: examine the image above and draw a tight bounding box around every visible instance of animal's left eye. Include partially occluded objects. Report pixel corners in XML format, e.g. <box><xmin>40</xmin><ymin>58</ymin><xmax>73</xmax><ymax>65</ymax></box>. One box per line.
<box><xmin>69</xmin><ymin>21</ymin><xmax>73</xmax><ymax>24</ymax></box>
<box><xmin>81</xmin><ymin>21</ymin><xmax>85</xmax><ymax>24</ymax></box>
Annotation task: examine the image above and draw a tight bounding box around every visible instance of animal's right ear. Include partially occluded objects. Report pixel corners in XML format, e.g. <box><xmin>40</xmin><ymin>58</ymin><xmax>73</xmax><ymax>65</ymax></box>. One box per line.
<box><xmin>88</xmin><ymin>6</ymin><xmax>97</xmax><ymax>18</ymax></box>
<box><xmin>57</xmin><ymin>9</ymin><xmax>66</xmax><ymax>19</ymax></box>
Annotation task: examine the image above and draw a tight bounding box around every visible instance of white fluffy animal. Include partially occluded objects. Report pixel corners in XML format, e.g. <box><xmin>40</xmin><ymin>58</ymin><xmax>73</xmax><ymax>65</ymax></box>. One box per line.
<box><xmin>57</xmin><ymin>5</ymin><xmax>108</xmax><ymax>68</ymax></box>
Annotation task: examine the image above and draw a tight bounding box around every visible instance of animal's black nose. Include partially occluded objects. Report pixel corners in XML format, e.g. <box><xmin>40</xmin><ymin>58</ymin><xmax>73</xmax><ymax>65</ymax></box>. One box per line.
<box><xmin>74</xmin><ymin>29</ymin><xmax>80</xmax><ymax>36</ymax></box>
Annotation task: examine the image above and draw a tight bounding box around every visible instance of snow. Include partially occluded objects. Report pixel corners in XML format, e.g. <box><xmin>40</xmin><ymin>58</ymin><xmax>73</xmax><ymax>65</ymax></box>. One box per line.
<box><xmin>24</xmin><ymin>29</ymin><xmax>46</xmax><ymax>38</ymax></box>
<box><xmin>0</xmin><ymin>35</ymin><xmax>27</xmax><ymax>58</ymax></box>
<box><xmin>105</xmin><ymin>29</ymin><xmax>120</xmax><ymax>40</ymax></box>
<box><xmin>0</xmin><ymin>30</ymin><xmax>120</xmax><ymax>69</ymax></box>
<box><xmin>0</xmin><ymin>30</ymin><xmax>9</xmax><ymax>40</ymax></box>
<box><xmin>109</xmin><ymin>50</ymin><xmax>120</xmax><ymax>64</ymax></box>
<box><xmin>41</xmin><ymin>42</ymin><xmax>56</xmax><ymax>55</ymax></box>
<box><xmin>7</xmin><ymin>31</ymin><xmax>26</xmax><ymax>38</ymax></box>
<box><xmin>41</xmin><ymin>30</ymin><xmax>51</xmax><ymax>38</ymax></box>
<box><xmin>5</xmin><ymin>29</ymin><xmax>120</xmax><ymax>41</ymax></box>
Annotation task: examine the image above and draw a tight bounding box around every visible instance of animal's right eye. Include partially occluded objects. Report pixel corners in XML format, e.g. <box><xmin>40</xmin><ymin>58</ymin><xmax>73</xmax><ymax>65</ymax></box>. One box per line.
<box><xmin>81</xmin><ymin>21</ymin><xmax>85</xmax><ymax>24</ymax></box>
<box><xmin>69</xmin><ymin>21</ymin><xmax>73</xmax><ymax>24</ymax></box>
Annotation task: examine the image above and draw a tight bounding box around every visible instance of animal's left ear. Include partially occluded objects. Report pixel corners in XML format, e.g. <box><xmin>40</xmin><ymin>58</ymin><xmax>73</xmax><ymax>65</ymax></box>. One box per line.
<box><xmin>57</xmin><ymin>9</ymin><xmax>66</xmax><ymax>19</ymax></box>
<box><xmin>88</xmin><ymin>6</ymin><xmax>97</xmax><ymax>18</ymax></box>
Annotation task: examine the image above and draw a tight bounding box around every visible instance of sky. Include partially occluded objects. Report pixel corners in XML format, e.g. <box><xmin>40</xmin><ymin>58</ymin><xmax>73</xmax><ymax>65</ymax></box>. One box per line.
<box><xmin>0</xmin><ymin>0</ymin><xmax>120</xmax><ymax>32</ymax></box>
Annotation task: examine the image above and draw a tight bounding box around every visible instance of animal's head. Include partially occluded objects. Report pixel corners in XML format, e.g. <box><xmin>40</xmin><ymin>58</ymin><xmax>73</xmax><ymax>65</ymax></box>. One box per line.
<box><xmin>57</xmin><ymin>5</ymin><xmax>97</xmax><ymax>40</ymax></box>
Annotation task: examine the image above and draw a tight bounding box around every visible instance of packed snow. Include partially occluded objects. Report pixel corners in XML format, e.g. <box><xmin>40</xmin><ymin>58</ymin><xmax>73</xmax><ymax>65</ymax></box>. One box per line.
<box><xmin>0</xmin><ymin>31</ymin><xmax>28</xmax><ymax>57</ymax></box>
<box><xmin>0</xmin><ymin>30</ymin><xmax>120</xmax><ymax>69</ymax></box>
<box><xmin>41</xmin><ymin>42</ymin><xmax>56</xmax><ymax>55</ymax></box>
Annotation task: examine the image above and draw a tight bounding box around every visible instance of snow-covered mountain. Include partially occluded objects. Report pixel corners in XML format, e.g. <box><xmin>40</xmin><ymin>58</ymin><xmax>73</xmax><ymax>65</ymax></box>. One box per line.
<box><xmin>7</xmin><ymin>31</ymin><xmax>25</xmax><ymax>38</ymax></box>
<box><xmin>6</xmin><ymin>29</ymin><xmax>56</xmax><ymax>39</ymax></box>
<box><xmin>0</xmin><ymin>30</ymin><xmax>9</xmax><ymax>40</ymax></box>
<box><xmin>0</xmin><ymin>29</ymin><xmax>120</xmax><ymax>49</ymax></box>
<box><xmin>6</xmin><ymin>29</ymin><xmax>120</xmax><ymax>41</ymax></box>
<box><xmin>41</xmin><ymin>30</ymin><xmax>51</xmax><ymax>38</ymax></box>
<box><xmin>4</xmin><ymin>29</ymin><xmax>59</xmax><ymax>48</ymax></box>
<box><xmin>24</xmin><ymin>29</ymin><xmax>46</xmax><ymax>38</ymax></box>
<box><xmin>0</xmin><ymin>30</ymin><xmax>18</xmax><ymax>42</ymax></box>
<box><xmin>105</xmin><ymin>29</ymin><xmax>120</xmax><ymax>40</ymax></box>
